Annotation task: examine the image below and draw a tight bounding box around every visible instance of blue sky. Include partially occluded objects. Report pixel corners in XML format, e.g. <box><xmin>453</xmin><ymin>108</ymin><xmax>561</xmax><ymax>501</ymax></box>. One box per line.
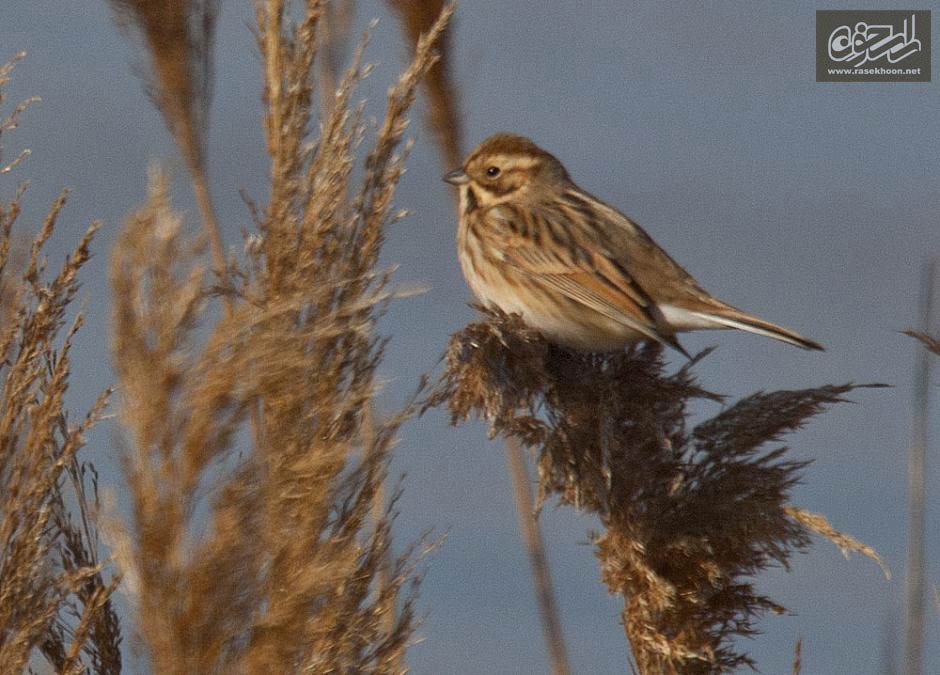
<box><xmin>3</xmin><ymin>1</ymin><xmax>940</xmax><ymax>672</ymax></box>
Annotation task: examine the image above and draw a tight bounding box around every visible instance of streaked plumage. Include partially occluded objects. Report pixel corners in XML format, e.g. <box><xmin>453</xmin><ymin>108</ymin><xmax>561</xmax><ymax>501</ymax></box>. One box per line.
<box><xmin>444</xmin><ymin>133</ymin><xmax>823</xmax><ymax>355</ymax></box>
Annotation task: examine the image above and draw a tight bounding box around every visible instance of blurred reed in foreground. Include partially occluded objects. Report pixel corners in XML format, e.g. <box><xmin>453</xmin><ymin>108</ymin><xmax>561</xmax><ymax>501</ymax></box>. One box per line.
<box><xmin>388</xmin><ymin>0</ymin><xmax>462</xmax><ymax>170</ymax></box>
<box><xmin>0</xmin><ymin>54</ymin><xmax>121</xmax><ymax>674</ymax></box>
<box><xmin>107</xmin><ymin>2</ymin><xmax>453</xmax><ymax>672</ymax></box>
<box><xmin>431</xmin><ymin>307</ymin><xmax>885</xmax><ymax>674</ymax></box>
<box><xmin>107</xmin><ymin>0</ymin><xmax>226</xmax><ymax>282</ymax></box>
<box><xmin>903</xmin><ymin>258</ymin><xmax>938</xmax><ymax>675</ymax></box>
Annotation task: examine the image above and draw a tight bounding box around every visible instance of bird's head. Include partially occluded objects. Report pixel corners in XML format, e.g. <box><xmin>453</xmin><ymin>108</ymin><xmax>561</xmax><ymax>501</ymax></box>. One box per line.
<box><xmin>443</xmin><ymin>133</ymin><xmax>569</xmax><ymax>208</ymax></box>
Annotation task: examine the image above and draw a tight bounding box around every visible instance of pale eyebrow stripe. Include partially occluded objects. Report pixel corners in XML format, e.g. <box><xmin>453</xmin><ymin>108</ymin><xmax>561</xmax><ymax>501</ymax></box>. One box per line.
<box><xmin>488</xmin><ymin>154</ymin><xmax>538</xmax><ymax>171</ymax></box>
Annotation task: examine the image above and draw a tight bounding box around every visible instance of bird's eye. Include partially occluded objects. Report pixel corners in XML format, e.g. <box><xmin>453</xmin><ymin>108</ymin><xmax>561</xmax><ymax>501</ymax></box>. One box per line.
<box><xmin>485</xmin><ymin>166</ymin><xmax>501</xmax><ymax>178</ymax></box>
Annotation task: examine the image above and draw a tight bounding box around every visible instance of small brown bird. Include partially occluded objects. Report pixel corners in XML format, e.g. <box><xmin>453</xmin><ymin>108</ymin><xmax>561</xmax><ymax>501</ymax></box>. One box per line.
<box><xmin>444</xmin><ymin>133</ymin><xmax>823</xmax><ymax>356</ymax></box>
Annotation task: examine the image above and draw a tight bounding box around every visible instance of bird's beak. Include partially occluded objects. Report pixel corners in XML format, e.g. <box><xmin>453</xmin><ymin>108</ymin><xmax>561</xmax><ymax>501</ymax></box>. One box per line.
<box><xmin>443</xmin><ymin>169</ymin><xmax>469</xmax><ymax>185</ymax></box>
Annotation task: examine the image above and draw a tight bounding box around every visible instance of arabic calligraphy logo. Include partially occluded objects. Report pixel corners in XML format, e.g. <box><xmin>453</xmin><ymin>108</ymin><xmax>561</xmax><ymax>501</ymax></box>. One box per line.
<box><xmin>828</xmin><ymin>14</ymin><xmax>922</xmax><ymax>68</ymax></box>
<box><xmin>816</xmin><ymin>10</ymin><xmax>930</xmax><ymax>82</ymax></box>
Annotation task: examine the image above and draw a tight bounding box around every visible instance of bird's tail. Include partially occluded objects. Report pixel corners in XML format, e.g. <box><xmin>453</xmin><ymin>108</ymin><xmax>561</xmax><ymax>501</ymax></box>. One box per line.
<box><xmin>685</xmin><ymin>306</ymin><xmax>824</xmax><ymax>351</ymax></box>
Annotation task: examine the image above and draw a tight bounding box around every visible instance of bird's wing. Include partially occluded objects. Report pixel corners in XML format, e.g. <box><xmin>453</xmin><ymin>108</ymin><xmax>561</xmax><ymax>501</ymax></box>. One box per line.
<box><xmin>487</xmin><ymin>202</ymin><xmax>686</xmax><ymax>352</ymax></box>
<box><xmin>559</xmin><ymin>188</ymin><xmax>708</xmax><ymax>303</ymax></box>
<box><xmin>549</xmin><ymin>189</ymin><xmax>824</xmax><ymax>351</ymax></box>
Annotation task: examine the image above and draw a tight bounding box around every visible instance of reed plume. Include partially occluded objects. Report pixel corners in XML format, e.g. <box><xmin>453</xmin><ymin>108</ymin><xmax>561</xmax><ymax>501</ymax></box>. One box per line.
<box><xmin>107</xmin><ymin>0</ymin><xmax>228</xmax><ymax>290</ymax></box>
<box><xmin>108</xmin><ymin>3</ymin><xmax>454</xmax><ymax>672</ymax></box>
<box><xmin>431</xmin><ymin>307</ymin><xmax>885</xmax><ymax>673</ymax></box>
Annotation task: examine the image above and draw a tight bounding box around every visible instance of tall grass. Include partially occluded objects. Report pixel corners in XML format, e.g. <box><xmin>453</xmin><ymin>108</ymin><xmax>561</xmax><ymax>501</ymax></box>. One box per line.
<box><xmin>431</xmin><ymin>307</ymin><xmax>886</xmax><ymax>673</ymax></box>
<box><xmin>106</xmin><ymin>1</ymin><xmax>454</xmax><ymax>672</ymax></box>
<box><xmin>0</xmin><ymin>54</ymin><xmax>121</xmax><ymax>674</ymax></box>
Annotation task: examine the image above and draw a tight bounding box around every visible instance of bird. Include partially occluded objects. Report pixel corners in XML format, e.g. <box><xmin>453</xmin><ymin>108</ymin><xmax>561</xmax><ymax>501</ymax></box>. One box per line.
<box><xmin>443</xmin><ymin>133</ymin><xmax>823</xmax><ymax>357</ymax></box>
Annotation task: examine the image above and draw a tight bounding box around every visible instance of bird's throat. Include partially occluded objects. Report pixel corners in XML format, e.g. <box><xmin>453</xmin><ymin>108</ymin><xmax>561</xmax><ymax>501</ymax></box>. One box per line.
<box><xmin>461</xmin><ymin>185</ymin><xmax>480</xmax><ymax>215</ymax></box>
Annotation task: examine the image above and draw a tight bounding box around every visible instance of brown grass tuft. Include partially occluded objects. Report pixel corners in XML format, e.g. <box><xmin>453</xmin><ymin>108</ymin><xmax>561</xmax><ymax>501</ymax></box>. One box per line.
<box><xmin>430</xmin><ymin>307</ymin><xmax>884</xmax><ymax>673</ymax></box>
<box><xmin>0</xmin><ymin>55</ymin><xmax>121</xmax><ymax>674</ymax></box>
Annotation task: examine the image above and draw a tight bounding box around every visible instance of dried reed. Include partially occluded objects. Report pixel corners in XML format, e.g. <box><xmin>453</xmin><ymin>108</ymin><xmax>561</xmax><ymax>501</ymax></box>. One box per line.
<box><xmin>0</xmin><ymin>54</ymin><xmax>121</xmax><ymax>674</ymax></box>
<box><xmin>107</xmin><ymin>0</ymin><xmax>228</xmax><ymax>294</ymax></box>
<box><xmin>108</xmin><ymin>3</ymin><xmax>454</xmax><ymax>672</ymax></box>
<box><xmin>903</xmin><ymin>259</ymin><xmax>939</xmax><ymax>675</ymax></box>
<box><xmin>387</xmin><ymin>0</ymin><xmax>462</xmax><ymax>170</ymax></box>
<box><xmin>905</xmin><ymin>329</ymin><xmax>940</xmax><ymax>356</ymax></box>
<box><xmin>431</xmin><ymin>307</ymin><xmax>885</xmax><ymax>674</ymax></box>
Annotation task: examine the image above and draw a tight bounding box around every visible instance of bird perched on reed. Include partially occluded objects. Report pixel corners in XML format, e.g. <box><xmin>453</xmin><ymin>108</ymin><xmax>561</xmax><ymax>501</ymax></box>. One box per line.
<box><xmin>444</xmin><ymin>133</ymin><xmax>823</xmax><ymax>356</ymax></box>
